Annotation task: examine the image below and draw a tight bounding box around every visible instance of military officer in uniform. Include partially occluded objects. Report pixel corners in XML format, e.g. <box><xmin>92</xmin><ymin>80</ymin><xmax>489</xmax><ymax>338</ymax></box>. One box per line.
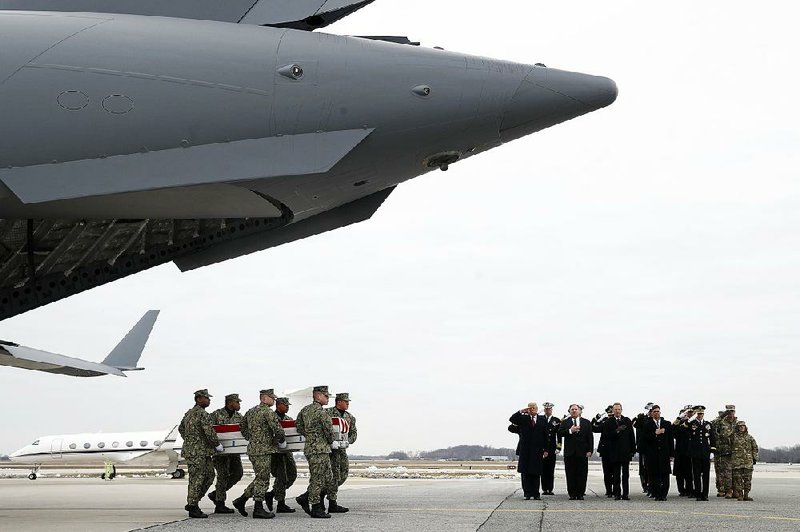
<box><xmin>716</xmin><ymin>404</ymin><xmax>737</xmax><ymax>498</ymax></box>
<box><xmin>731</xmin><ymin>420</ymin><xmax>758</xmax><ymax>501</ymax></box>
<box><xmin>232</xmin><ymin>389</ymin><xmax>287</xmax><ymax>519</ymax></box>
<box><xmin>178</xmin><ymin>389</ymin><xmax>223</xmax><ymax>519</ymax></box>
<box><xmin>633</xmin><ymin>403</ymin><xmax>654</xmax><ymax>494</ymax></box>
<box><xmin>207</xmin><ymin>393</ymin><xmax>244</xmax><ymax>514</ymax></box>
<box><xmin>541</xmin><ymin>402</ymin><xmax>560</xmax><ymax>495</ymax></box>
<box><xmin>593</xmin><ymin>405</ymin><xmax>613</xmax><ymax>497</ymax></box>
<box><xmin>687</xmin><ymin>406</ymin><xmax>715</xmax><ymax>501</ymax></box>
<box><xmin>326</xmin><ymin>392</ymin><xmax>357</xmax><ymax>512</ymax></box>
<box><xmin>673</xmin><ymin>405</ymin><xmax>695</xmax><ymax>497</ymax></box>
<box><xmin>266</xmin><ymin>397</ymin><xmax>298</xmax><ymax>514</ymax></box>
<box><xmin>711</xmin><ymin>409</ymin><xmax>726</xmax><ymax>495</ymax></box>
<box><xmin>295</xmin><ymin>385</ymin><xmax>336</xmax><ymax>519</ymax></box>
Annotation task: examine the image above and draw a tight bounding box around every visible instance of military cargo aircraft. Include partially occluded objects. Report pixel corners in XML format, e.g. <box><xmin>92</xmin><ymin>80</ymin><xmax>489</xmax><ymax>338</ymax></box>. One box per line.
<box><xmin>0</xmin><ymin>0</ymin><xmax>617</xmax><ymax>322</ymax></box>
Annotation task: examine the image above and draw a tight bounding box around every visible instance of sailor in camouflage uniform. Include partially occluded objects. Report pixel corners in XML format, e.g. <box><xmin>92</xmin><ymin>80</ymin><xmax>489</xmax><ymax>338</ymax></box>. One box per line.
<box><xmin>232</xmin><ymin>389</ymin><xmax>287</xmax><ymax>519</ymax></box>
<box><xmin>207</xmin><ymin>393</ymin><xmax>244</xmax><ymax>513</ymax></box>
<box><xmin>265</xmin><ymin>397</ymin><xmax>298</xmax><ymax>514</ymax></box>
<box><xmin>731</xmin><ymin>420</ymin><xmax>758</xmax><ymax>501</ymax></box>
<box><xmin>715</xmin><ymin>405</ymin><xmax>737</xmax><ymax>498</ymax></box>
<box><xmin>686</xmin><ymin>406</ymin><xmax>715</xmax><ymax>501</ymax></box>
<box><xmin>326</xmin><ymin>392</ymin><xmax>357</xmax><ymax>512</ymax></box>
<box><xmin>295</xmin><ymin>385</ymin><xmax>336</xmax><ymax>519</ymax></box>
<box><xmin>178</xmin><ymin>389</ymin><xmax>223</xmax><ymax>519</ymax></box>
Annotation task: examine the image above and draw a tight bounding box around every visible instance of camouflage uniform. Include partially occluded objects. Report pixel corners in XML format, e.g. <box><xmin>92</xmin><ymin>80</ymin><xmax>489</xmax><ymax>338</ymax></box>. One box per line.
<box><xmin>731</xmin><ymin>425</ymin><xmax>758</xmax><ymax>499</ymax></box>
<box><xmin>209</xmin><ymin>406</ymin><xmax>244</xmax><ymax>503</ymax></box>
<box><xmin>242</xmin><ymin>403</ymin><xmax>285</xmax><ymax>502</ymax></box>
<box><xmin>715</xmin><ymin>415</ymin><xmax>737</xmax><ymax>495</ymax></box>
<box><xmin>298</xmin><ymin>401</ymin><xmax>335</xmax><ymax>505</ymax></box>
<box><xmin>326</xmin><ymin>406</ymin><xmax>357</xmax><ymax>500</ymax></box>
<box><xmin>178</xmin><ymin>403</ymin><xmax>220</xmax><ymax>505</ymax></box>
<box><xmin>711</xmin><ymin>413</ymin><xmax>724</xmax><ymax>493</ymax></box>
<box><xmin>270</xmin><ymin>412</ymin><xmax>298</xmax><ymax>502</ymax></box>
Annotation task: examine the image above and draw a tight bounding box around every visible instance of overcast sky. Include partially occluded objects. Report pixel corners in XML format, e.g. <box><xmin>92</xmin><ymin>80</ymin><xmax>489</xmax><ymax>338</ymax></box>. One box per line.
<box><xmin>1</xmin><ymin>1</ymin><xmax>799</xmax><ymax>456</ymax></box>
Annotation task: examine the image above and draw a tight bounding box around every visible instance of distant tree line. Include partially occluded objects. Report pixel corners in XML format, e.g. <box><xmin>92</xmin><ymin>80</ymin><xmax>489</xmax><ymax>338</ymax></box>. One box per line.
<box><xmin>759</xmin><ymin>445</ymin><xmax>800</xmax><ymax>463</ymax></box>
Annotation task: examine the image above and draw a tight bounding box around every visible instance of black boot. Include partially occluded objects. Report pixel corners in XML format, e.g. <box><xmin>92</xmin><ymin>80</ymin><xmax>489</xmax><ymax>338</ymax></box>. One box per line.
<box><xmin>215</xmin><ymin>501</ymin><xmax>234</xmax><ymax>514</ymax></box>
<box><xmin>296</xmin><ymin>492</ymin><xmax>311</xmax><ymax>515</ymax></box>
<box><xmin>265</xmin><ymin>490</ymin><xmax>274</xmax><ymax>512</ymax></box>
<box><xmin>328</xmin><ymin>498</ymin><xmax>349</xmax><ymax>513</ymax></box>
<box><xmin>252</xmin><ymin>500</ymin><xmax>275</xmax><ymax>519</ymax></box>
<box><xmin>310</xmin><ymin>502</ymin><xmax>331</xmax><ymax>518</ymax></box>
<box><xmin>276</xmin><ymin>500</ymin><xmax>296</xmax><ymax>513</ymax></box>
<box><xmin>186</xmin><ymin>504</ymin><xmax>208</xmax><ymax>518</ymax></box>
<box><xmin>232</xmin><ymin>495</ymin><xmax>248</xmax><ymax>517</ymax></box>
<box><xmin>207</xmin><ymin>490</ymin><xmax>217</xmax><ymax>504</ymax></box>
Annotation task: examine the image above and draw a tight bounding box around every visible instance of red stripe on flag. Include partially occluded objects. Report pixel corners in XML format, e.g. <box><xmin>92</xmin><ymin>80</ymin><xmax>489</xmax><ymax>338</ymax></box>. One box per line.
<box><xmin>214</xmin><ymin>424</ymin><xmax>241</xmax><ymax>433</ymax></box>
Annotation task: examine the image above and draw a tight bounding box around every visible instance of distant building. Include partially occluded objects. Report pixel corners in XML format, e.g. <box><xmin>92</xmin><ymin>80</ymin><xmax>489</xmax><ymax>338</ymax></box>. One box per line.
<box><xmin>481</xmin><ymin>455</ymin><xmax>511</xmax><ymax>461</ymax></box>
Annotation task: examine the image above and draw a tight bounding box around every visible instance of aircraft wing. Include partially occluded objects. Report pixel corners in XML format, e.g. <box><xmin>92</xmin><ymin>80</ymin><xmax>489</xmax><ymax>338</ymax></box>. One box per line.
<box><xmin>0</xmin><ymin>310</ymin><xmax>159</xmax><ymax>377</ymax></box>
<box><xmin>0</xmin><ymin>0</ymin><xmax>376</xmax><ymax>29</ymax></box>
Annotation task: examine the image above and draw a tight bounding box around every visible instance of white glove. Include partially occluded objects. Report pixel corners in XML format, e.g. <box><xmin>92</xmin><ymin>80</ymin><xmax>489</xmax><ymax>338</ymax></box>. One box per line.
<box><xmin>215</xmin><ymin>444</ymin><xmax>224</xmax><ymax>453</ymax></box>
<box><xmin>709</xmin><ymin>453</ymin><xmax>714</xmax><ymax>460</ymax></box>
<box><xmin>331</xmin><ymin>441</ymin><xmax>341</xmax><ymax>450</ymax></box>
<box><xmin>278</xmin><ymin>441</ymin><xmax>287</xmax><ymax>449</ymax></box>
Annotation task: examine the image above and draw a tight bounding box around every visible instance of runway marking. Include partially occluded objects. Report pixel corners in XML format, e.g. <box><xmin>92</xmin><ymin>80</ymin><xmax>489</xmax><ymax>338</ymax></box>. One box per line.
<box><xmin>399</xmin><ymin>507</ymin><xmax>800</xmax><ymax>523</ymax></box>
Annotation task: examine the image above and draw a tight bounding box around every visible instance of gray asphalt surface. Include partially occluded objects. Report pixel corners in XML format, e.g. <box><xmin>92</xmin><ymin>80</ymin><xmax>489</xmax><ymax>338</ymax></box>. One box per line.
<box><xmin>1</xmin><ymin>467</ymin><xmax>799</xmax><ymax>531</ymax></box>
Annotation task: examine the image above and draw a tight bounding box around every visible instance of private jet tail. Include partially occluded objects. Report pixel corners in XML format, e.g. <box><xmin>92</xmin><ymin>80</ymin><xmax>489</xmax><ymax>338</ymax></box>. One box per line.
<box><xmin>101</xmin><ymin>310</ymin><xmax>160</xmax><ymax>371</ymax></box>
<box><xmin>0</xmin><ymin>310</ymin><xmax>160</xmax><ymax>377</ymax></box>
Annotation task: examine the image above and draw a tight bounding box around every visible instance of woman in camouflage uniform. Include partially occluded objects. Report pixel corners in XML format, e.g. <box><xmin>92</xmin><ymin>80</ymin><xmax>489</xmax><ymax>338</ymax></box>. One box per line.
<box><xmin>730</xmin><ymin>420</ymin><xmax>758</xmax><ymax>501</ymax></box>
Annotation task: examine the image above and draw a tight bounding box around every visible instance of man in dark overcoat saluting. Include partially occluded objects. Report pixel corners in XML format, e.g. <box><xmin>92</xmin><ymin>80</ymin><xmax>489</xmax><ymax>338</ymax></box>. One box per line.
<box><xmin>509</xmin><ymin>402</ymin><xmax>549</xmax><ymax>499</ymax></box>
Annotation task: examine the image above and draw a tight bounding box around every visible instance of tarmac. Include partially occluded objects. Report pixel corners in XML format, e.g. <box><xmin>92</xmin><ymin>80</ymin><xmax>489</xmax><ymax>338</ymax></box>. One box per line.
<box><xmin>1</xmin><ymin>463</ymin><xmax>799</xmax><ymax>531</ymax></box>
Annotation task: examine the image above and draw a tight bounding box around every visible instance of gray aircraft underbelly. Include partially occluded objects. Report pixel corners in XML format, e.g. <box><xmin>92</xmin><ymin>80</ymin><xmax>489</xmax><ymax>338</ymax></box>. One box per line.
<box><xmin>0</xmin><ymin>9</ymin><xmax>617</xmax><ymax>320</ymax></box>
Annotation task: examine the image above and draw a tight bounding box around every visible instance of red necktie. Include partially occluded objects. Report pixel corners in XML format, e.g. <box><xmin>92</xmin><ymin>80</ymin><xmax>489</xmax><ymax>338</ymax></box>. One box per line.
<box><xmin>531</xmin><ymin>416</ymin><xmax>536</xmax><ymax>428</ymax></box>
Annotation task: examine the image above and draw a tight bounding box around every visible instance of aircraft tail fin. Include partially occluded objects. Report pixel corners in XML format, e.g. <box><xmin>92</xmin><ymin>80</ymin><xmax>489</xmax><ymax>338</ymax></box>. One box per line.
<box><xmin>101</xmin><ymin>310</ymin><xmax>160</xmax><ymax>371</ymax></box>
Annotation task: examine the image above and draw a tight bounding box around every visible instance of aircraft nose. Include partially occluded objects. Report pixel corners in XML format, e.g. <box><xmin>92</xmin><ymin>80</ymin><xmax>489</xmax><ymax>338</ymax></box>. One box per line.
<box><xmin>499</xmin><ymin>66</ymin><xmax>617</xmax><ymax>143</ymax></box>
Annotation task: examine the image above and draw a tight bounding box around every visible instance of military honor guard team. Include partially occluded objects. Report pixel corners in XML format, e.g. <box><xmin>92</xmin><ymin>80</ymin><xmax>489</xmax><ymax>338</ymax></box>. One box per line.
<box><xmin>178</xmin><ymin>385</ymin><xmax>356</xmax><ymax>519</ymax></box>
<box><xmin>509</xmin><ymin>402</ymin><xmax>758</xmax><ymax>502</ymax></box>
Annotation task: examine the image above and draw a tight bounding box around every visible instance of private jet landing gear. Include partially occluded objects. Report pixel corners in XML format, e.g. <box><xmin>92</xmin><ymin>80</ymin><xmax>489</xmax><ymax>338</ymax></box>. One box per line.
<box><xmin>171</xmin><ymin>468</ymin><xmax>185</xmax><ymax>479</ymax></box>
<box><xmin>28</xmin><ymin>465</ymin><xmax>40</xmax><ymax>480</ymax></box>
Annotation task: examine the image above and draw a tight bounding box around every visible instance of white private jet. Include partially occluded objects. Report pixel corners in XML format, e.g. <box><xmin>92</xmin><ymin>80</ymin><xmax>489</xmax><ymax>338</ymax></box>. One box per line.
<box><xmin>0</xmin><ymin>310</ymin><xmax>159</xmax><ymax>377</ymax></box>
<box><xmin>9</xmin><ymin>426</ymin><xmax>184</xmax><ymax>480</ymax></box>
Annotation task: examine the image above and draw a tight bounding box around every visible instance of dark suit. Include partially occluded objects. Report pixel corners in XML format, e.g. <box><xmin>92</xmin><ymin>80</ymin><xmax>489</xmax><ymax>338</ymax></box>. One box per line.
<box><xmin>643</xmin><ymin>418</ymin><xmax>674</xmax><ymax>499</ymax></box>
<box><xmin>558</xmin><ymin>417</ymin><xmax>594</xmax><ymax>498</ymax></box>
<box><xmin>633</xmin><ymin>413</ymin><xmax>651</xmax><ymax>492</ymax></box>
<box><xmin>542</xmin><ymin>415</ymin><xmax>561</xmax><ymax>493</ymax></box>
<box><xmin>509</xmin><ymin>411</ymin><xmax>547</xmax><ymax>498</ymax></box>
<box><xmin>688</xmin><ymin>418</ymin><xmax>716</xmax><ymax>499</ymax></box>
<box><xmin>602</xmin><ymin>416</ymin><xmax>636</xmax><ymax>498</ymax></box>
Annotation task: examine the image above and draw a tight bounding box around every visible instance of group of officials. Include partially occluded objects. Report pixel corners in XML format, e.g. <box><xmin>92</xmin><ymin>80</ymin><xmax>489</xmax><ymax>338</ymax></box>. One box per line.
<box><xmin>178</xmin><ymin>385</ymin><xmax>357</xmax><ymax>519</ymax></box>
<box><xmin>509</xmin><ymin>402</ymin><xmax>759</xmax><ymax>503</ymax></box>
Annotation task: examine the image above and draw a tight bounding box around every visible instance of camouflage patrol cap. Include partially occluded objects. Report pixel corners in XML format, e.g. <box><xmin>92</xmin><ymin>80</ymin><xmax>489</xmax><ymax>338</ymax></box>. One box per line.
<box><xmin>736</xmin><ymin>420</ymin><xmax>747</xmax><ymax>427</ymax></box>
<box><xmin>725</xmin><ymin>404</ymin><xmax>736</xmax><ymax>412</ymax></box>
<box><xmin>259</xmin><ymin>389</ymin><xmax>277</xmax><ymax>399</ymax></box>
<box><xmin>336</xmin><ymin>393</ymin><xmax>350</xmax><ymax>402</ymax></box>
<box><xmin>313</xmin><ymin>385</ymin><xmax>330</xmax><ymax>395</ymax></box>
<box><xmin>276</xmin><ymin>397</ymin><xmax>291</xmax><ymax>405</ymax></box>
<box><xmin>543</xmin><ymin>402</ymin><xmax>554</xmax><ymax>408</ymax></box>
<box><xmin>225</xmin><ymin>393</ymin><xmax>241</xmax><ymax>402</ymax></box>
<box><xmin>194</xmin><ymin>389</ymin><xmax>212</xmax><ymax>398</ymax></box>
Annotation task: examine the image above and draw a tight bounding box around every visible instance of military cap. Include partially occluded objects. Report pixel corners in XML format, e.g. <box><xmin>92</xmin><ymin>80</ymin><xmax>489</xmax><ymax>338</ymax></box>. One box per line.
<box><xmin>543</xmin><ymin>402</ymin><xmax>555</xmax><ymax>408</ymax></box>
<box><xmin>259</xmin><ymin>389</ymin><xmax>277</xmax><ymax>399</ymax></box>
<box><xmin>194</xmin><ymin>389</ymin><xmax>212</xmax><ymax>398</ymax></box>
<box><xmin>736</xmin><ymin>420</ymin><xmax>747</xmax><ymax>427</ymax></box>
<box><xmin>578</xmin><ymin>404</ymin><xmax>584</xmax><ymax>410</ymax></box>
<box><xmin>694</xmin><ymin>405</ymin><xmax>706</xmax><ymax>413</ymax></box>
<box><xmin>605</xmin><ymin>405</ymin><xmax>613</xmax><ymax>414</ymax></box>
<box><xmin>336</xmin><ymin>392</ymin><xmax>350</xmax><ymax>402</ymax></box>
<box><xmin>225</xmin><ymin>393</ymin><xmax>241</xmax><ymax>402</ymax></box>
<box><xmin>276</xmin><ymin>397</ymin><xmax>291</xmax><ymax>405</ymax></box>
<box><xmin>644</xmin><ymin>402</ymin><xmax>654</xmax><ymax>411</ymax></box>
<box><xmin>718</xmin><ymin>410</ymin><xmax>726</xmax><ymax>416</ymax></box>
<box><xmin>725</xmin><ymin>404</ymin><xmax>736</xmax><ymax>411</ymax></box>
<box><xmin>682</xmin><ymin>404</ymin><xmax>693</xmax><ymax>411</ymax></box>
<box><xmin>313</xmin><ymin>385</ymin><xmax>330</xmax><ymax>395</ymax></box>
